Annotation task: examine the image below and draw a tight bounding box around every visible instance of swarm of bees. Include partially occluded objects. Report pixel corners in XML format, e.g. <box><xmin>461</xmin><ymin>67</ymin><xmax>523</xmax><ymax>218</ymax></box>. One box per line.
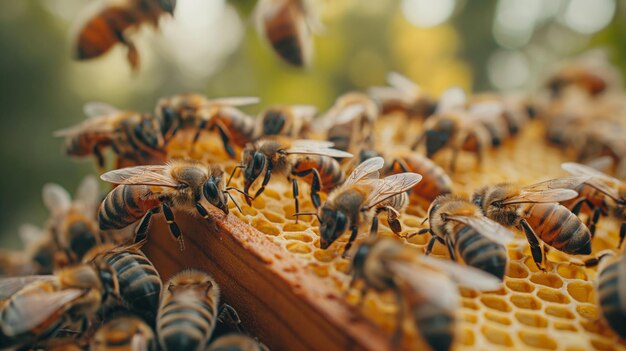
<box><xmin>6</xmin><ymin>48</ymin><xmax>626</xmax><ymax>350</ymax></box>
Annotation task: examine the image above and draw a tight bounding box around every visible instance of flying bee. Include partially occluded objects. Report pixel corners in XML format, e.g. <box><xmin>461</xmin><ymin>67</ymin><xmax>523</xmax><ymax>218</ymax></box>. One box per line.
<box><xmin>207</xmin><ymin>334</ymin><xmax>269</xmax><ymax>351</ymax></box>
<box><xmin>254</xmin><ymin>0</ymin><xmax>322</xmax><ymax>67</ymax></box>
<box><xmin>0</xmin><ymin>263</ymin><xmax>117</xmax><ymax>348</ymax></box>
<box><xmin>99</xmin><ymin>160</ymin><xmax>249</xmax><ymax>251</ymax></box>
<box><xmin>91</xmin><ymin>314</ymin><xmax>158</xmax><ymax>351</ymax></box>
<box><xmin>241</xmin><ymin>138</ymin><xmax>352</xmax><ymax>216</ymax></box>
<box><xmin>257</xmin><ymin>104</ymin><xmax>316</xmax><ymax>138</ymax></box>
<box><xmin>317</xmin><ymin>92</ymin><xmax>379</xmax><ymax>154</ymax></box>
<box><xmin>368</xmin><ymin>72</ymin><xmax>438</xmax><ymax>119</ymax></box>
<box><xmin>562</xmin><ymin>161</ymin><xmax>626</xmax><ymax>245</ymax></box>
<box><xmin>85</xmin><ymin>241</ymin><xmax>162</xmax><ymax>326</ymax></box>
<box><xmin>73</xmin><ymin>0</ymin><xmax>176</xmax><ymax>70</ymax></box>
<box><xmin>155</xmin><ymin>94</ymin><xmax>259</xmax><ymax>157</ymax></box>
<box><xmin>308</xmin><ymin>157</ymin><xmax>421</xmax><ymax>256</ymax></box>
<box><xmin>54</xmin><ymin>102</ymin><xmax>166</xmax><ymax>169</ymax></box>
<box><xmin>157</xmin><ymin>270</ymin><xmax>220</xmax><ymax>351</ymax></box>
<box><xmin>412</xmin><ymin>88</ymin><xmax>492</xmax><ymax>171</ymax></box>
<box><xmin>415</xmin><ymin>195</ymin><xmax>516</xmax><ymax>280</ymax></box>
<box><xmin>472</xmin><ymin>177</ymin><xmax>591</xmax><ymax>271</ymax></box>
<box><xmin>349</xmin><ymin>237</ymin><xmax>501</xmax><ymax>349</ymax></box>
<box><xmin>43</xmin><ymin>176</ymin><xmax>102</xmax><ymax>263</ymax></box>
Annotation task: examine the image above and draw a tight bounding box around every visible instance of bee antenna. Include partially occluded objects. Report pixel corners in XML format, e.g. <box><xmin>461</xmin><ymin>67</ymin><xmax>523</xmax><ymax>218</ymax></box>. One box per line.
<box><xmin>293</xmin><ymin>212</ymin><xmax>320</xmax><ymax>221</ymax></box>
<box><xmin>226</xmin><ymin>192</ymin><xmax>244</xmax><ymax>215</ymax></box>
<box><xmin>225</xmin><ymin>186</ymin><xmax>253</xmax><ymax>200</ymax></box>
<box><xmin>226</xmin><ymin>165</ymin><xmax>244</xmax><ymax>186</ymax></box>
<box><xmin>420</xmin><ymin>217</ymin><xmax>429</xmax><ymax>225</ymax></box>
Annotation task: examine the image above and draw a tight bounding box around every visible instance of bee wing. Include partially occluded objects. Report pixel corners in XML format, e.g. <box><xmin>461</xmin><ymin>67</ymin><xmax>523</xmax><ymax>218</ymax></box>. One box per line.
<box><xmin>205</xmin><ymin>97</ymin><xmax>260</xmax><ymax>107</ymax></box>
<box><xmin>363</xmin><ymin>173</ymin><xmax>423</xmax><ymax>210</ymax></box>
<box><xmin>83</xmin><ymin>101</ymin><xmax>119</xmax><ymax>118</ymax></box>
<box><xmin>0</xmin><ymin>275</ymin><xmax>56</xmax><ymax>300</ymax></box>
<box><xmin>389</xmin><ymin>261</ymin><xmax>459</xmax><ymax>309</ymax></box>
<box><xmin>417</xmin><ymin>255</ymin><xmax>503</xmax><ymax>291</ymax></box>
<box><xmin>387</xmin><ymin>72</ymin><xmax>420</xmax><ymax>94</ymax></box>
<box><xmin>2</xmin><ymin>289</ymin><xmax>84</xmax><ymax>337</ymax></box>
<box><xmin>300</xmin><ymin>0</ymin><xmax>324</xmax><ymax>34</ymax></box>
<box><xmin>18</xmin><ymin>224</ymin><xmax>45</xmax><ymax>248</ymax></box>
<box><xmin>344</xmin><ymin>157</ymin><xmax>385</xmax><ymax>186</ymax></box>
<box><xmin>100</xmin><ymin>166</ymin><xmax>179</xmax><ymax>188</ymax></box>
<box><xmin>523</xmin><ymin>176</ymin><xmax>591</xmax><ymax>192</ymax></box>
<box><xmin>501</xmin><ymin>189</ymin><xmax>580</xmax><ymax>205</ymax></box>
<box><xmin>468</xmin><ymin>101</ymin><xmax>504</xmax><ymax>122</ymax></box>
<box><xmin>436</xmin><ymin>87</ymin><xmax>466</xmax><ymax>114</ymax></box>
<box><xmin>53</xmin><ymin>115</ymin><xmax>117</xmax><ymax>137</ymax></box>
<box><xmin>584</xmin><ymin>156</ymin><xmax>614</xmax><ymax>172</ymax></box>
<box><xmin>291</xmin><ymin>104</ymin><xmax>318</xmax><ymax>120</ymax></box>
<box><xmin>446</xmin><ymin>215</ymin><xmax>516</xmax><ymax>245</ymax></box>
<box><xmin>75</xmin><ymin>175</ymin><xmax>100</xmax><ymax>214</ymax></box>
<box><xmin>368</xmin><ymin>86</ymin><xmax>412</xmax><ymax>103</ymax></box>
<box><xmin>562</xmin><ymin>162</ymin><xmax>621</xmax><ymax>200</ymax></box>
<box><xmin>42</xmin><ymin>183</ymin><xmax>71</xmax><ymax>217</ymax></box>
<box><xmin>286</xmin><ymin>140</ymin><xmax>353</xmax><ymax>158</ymax></box>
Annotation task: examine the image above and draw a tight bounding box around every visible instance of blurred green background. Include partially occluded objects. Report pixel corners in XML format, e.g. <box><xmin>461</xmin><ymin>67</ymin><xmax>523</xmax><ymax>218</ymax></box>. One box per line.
<box><xmin>0</xmin><ymin>0</ymin><xmax>625</xmax><ymax>247</ymax></box>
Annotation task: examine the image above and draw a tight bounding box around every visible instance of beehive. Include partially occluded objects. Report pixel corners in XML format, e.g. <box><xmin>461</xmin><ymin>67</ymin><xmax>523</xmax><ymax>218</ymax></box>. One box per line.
<box><xmin>143</xmin><ymin>117</ymin><xmax>626</xmax><ymax>351</ymax></box>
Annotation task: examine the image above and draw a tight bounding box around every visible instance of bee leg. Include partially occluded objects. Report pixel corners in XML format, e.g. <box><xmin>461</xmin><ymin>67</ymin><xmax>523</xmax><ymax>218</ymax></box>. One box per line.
<box><xmin>92</xmin><ymin>143</ymin><xmax>106</xmax><ymax>170</ymax></box>
<box><xmin>195</xmin><ymin>203</ymin><xmax>212</xmax><ymax>221</ymax></box>
<box><xmin>291</xmin><ymin>168</ymin><xmax>323</xmax><ymax>208</ymax></box>
<box><xmin>391</xmin><ymin>288</ymin><xmax>405</xmax><ymax>346</ymax></box>
<box><xmin>520</xmin><ymin>219</ymin><xmax>546</xmax><ymax>272</ymax></box>
<box><xmin>217</xmin><ymin>303</ymin><xmax>243</xmax><ymax>332</ymax></box>
<box><xmin>571</xmin><ymin>197</ymin><xmax>591</xmax><ymax>216</ymax></box>
<box><xmin>369</xmin><ymin>215</ymin><xmax>380</xmax><ymax>237</ymax></box>
<box><xmin>619</xmin><ymin>223</ymin><xmax>626</xmax><ymax>249</ymax></box>
<box><xmin>449</xmin><ymin>146</ymin><xmax>460</xmax><ymax>172</ymax></box>
<box><xmin>192</xmin><ymin>119</ymin><xmax>208</xmax><ymax>147</ymax></box>
<box><xmin>588</xmin><ymin>207</ymin><xmax>601</xmax><ymax>238</ymax></box>
<box><xmin>291</xmin><ymin>178</ymin><xmax>300</xmax><ymax>224</ymax></box>
<box><xmin>444</xmin><ymin>235</ymin><xmax>457</xmax><ymax>261</ymax></box>
<box><xmin>162</xmin><ymin>203</ymin><xmax>184</xmax><ymax>251</ymax></box>
<box><xmin>386</xmin><ymin>207</ymin><xmax>403</xmax><ymax>234</ymax></box>
<box><xmin>251</xmin><ymin>167</ymin><xmax>273</xmax><ymax>205</ymax></box>
<box><xmin>424</xmin><ymin>235</ymin><xmax>443</xmax><ymax>255</ymax></box>
<box><xmin>115</xmin><ymin>30</ymin><xmax>139</xmax><ymax>70</ymax></box>
<box><xmin>211</xmin><ymin>120</ymin><xmax>236</xmax><ymax>158</ymax></box>
<box><xmin>341</xmin><ymin>226</ymin><xmax>359</xmax><ymax>259</ymax></box>
<box><xmin>134</xmin><ymin>208</ymin><xmax>158</xmax><ymax>243</ymax></box>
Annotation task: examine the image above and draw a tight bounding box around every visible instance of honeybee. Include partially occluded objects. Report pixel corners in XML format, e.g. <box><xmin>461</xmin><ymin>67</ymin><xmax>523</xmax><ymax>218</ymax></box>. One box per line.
<box><xmin>43</xmin><ymin>176</ymin><xmax>102</xmax><ymax>263</ymax></box>
<box><xmin>368</xmin><ymin>72</ymin><xmax>438</xmax><ymax>119</ymax></box>
<box><xmin>91</xmin><ymin>314</ymin><xmax>158</xmax><ymax>351</ymax></box>
<box><xmin>241</xmin><ymin>138</ymin><xmax>352</xmax><ymax>215</ymax></box>
<box><xmin>472</xmin><ymin>177</ymin><xmax>591</xmax><ymax>271</ymax></box>
<box><xmin>254</xmin><ymin>0</ymin><xmax>322</xmax><ymax>67</ymax></box>
<box><xmin>54</xmin><ymin>102</ymin><xmax>166</xmax><ymax>169</ymax></box>
<box><xmin>412</xmin><ymin>88</ymin><xmax>492</xmax><ymax>171</ymax></box>
<box><xmin>257</xmin><ymin>104</ymin><xmax>316</xmax><ymax>138</ymax></box>
<box><xmin>561</xmin><ymin>161</ymin><xmax>626</xmax><ymax>245</ymax></box>
<box><xmin>155</xmin><ymin>94</ymin><xmax>259</xmax><ymax>157</ymax></box>
<box><xmin>99</xmin><ymin>160</ymin><xmax>249</xmax><ymax>250</ymax></box>
<box><xmin>415</xmin><ymin>195</ymin><xmax>516</xmax><ymax>280</ymax></box>
<box><xmin>207</xmin><ymin>334</ymin><xmax>269</xmax><ymax>351</ymax></box>
<box><xmin>313</xmin><ymin>157</ymin><xmax>422</xmax><ymax>256</ymax></box>
<box><xmin>0</xmin><ymin>263</ymin><xmax>117</xmax><ymax>348</ymax></box>
<box><xmin>73</xmin><ymin>0</ymin><xmax>176</xmax><ymax>70</ymax></box>
<box><xmin>85</xmin><ymin>242</ymin><xmax>162</xmax><ymax>326</ymax></box>
<box><xmin>546</xmin><ymin>50</ymin><xmax>621</xmax><ymax>98</ymax></box>
<box><xmin>157</xmin><ymin>270</ymin><xmax>220</xmax><ymax>351</ymax></box>
<box><xmin>317</xmin><ymin>92</ymin><xmax>379</xmax><ymax>153</ymax></box>
<box><xmin>349</xmin><ymin>237</ymin><xmax>501</xmax><ymax>349</ymax></box>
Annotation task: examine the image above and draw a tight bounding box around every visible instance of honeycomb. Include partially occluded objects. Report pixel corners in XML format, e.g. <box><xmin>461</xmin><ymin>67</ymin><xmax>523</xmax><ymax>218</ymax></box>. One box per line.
<box><xmin>164</xmin><ymin>118</ymin><xmax>626</xmax><ymax>351</ymax></box>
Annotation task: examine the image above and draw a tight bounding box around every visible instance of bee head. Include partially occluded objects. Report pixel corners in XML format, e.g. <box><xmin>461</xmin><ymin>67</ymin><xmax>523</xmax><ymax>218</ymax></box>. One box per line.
<box><xmin>424</xmin><ymin>119</ymin><xmax>454</xmax><ymax>157</ymax></box>
<box><xmin>135</xmin><ymin>117</ymin><xmax>164</xmax><ymax>149</ymax></box>
<box><xmin>262</xmin><ymin>109</ymin><xmax>287</xmax><ymax>136</ymax></box>
<box><xmin>243</xmin><ymin>151</ymin><xmax>266</xmax><ymax>195</ymax></box>
<box><xmin>158</xmin><ymin>0</ymin><xmax>177</xmax><ymax>14</ymax></box>
<box><xmin>203</xmin><ymin>176</ymin><xmax>228</xmax><ymax>214</ymax></box>
<box><xmin>319</xmin><ymin>207</ymin><xmax>347</xmax><ymax>249</ymax></box>
<box><xmin>67</xmin><ymin>220</ymin><xmax>99</xmax><ymax>261</ymax></box>
<box><xmin>159</xmin><ymin>105</ymin><xmax>178</xmax><ymax>140</ymax></box>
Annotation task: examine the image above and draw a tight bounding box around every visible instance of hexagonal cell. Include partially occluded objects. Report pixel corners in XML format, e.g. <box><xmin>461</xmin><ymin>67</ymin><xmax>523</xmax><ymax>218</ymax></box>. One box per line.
<box><xmin>460</xmin><ymin>288</ymin><xmax>479</xmax><ymax>298</ymax></box>
<box><xmin>462</xmin><ymin>299</ymin><xmax>479</xmax><ymax>311</ymax></box>
<box><xmin>261</xmin><ymin>187</ymin><xmax>282</xmax><ymax>200</ymax></box>
<box><xmin>263</xmin><ymin>210</ymin><xmax>286</xmax><ymax>223</ymax></box>
<box><xmin>313</xmin><ymin>249</ymin><xmax>336</xmax><ymax>263</ymax></box>
<box><xmin>579</xmin><ymin>320</ymin><xmax>614</xmax><ymax>338</ymax></box>
<box><xmin>507</xmin><ymin>262</ymin><xmax>529</xmax><ymax>279</ymax></box>
<box><xmin>518</xmin><ymin>331</ymin><xmax>557</xmax><ymax>350</ymax></box>
<box><xmin>515</xmin><ymin>311</ymin><xmax>548</xmax><ymax>328</ymax></box>
<box><xmin>557</xmin><ymin>264</ymin><xmax>588</xmax><ymax>280</ymax></box>
<box><xmin>285</xmin><ymin>242</ymin><xmax>312</xmax><ymax>254</ymax></box>
<box><xmin>481</xmin><ymin>325</ymin><xmax>513</xmax><ymax>347</ymax></box>
<box><xmin>591</xmin><ymin>338</ymin><xmax>616</xmax><ymax>351</ymax></box>
<box><xmin>537</xmin><ymin>288</ymin><xmax>570</xmax><ymax>304</ymax></box>
<box><xmin>568</xmin><ymin>281</ymin><xmax>595</xmax><ymax>303</ymax></box>
<box><xmin>459</xmin><ymin>327</ymin><xmax>475</xmax><ymax>346</ymax></box>
<box><xmin>484</xmin><ymin>312</ymin><xmax>511</xmax><ymax>326</ymax></box>
<box><xmin>462</xmin><ymin>312</ymin><xmax>478</xmax><ymax>324</ymax></box>
<box><xmin>480</xmin><ymin>296</ymin><xmax>512</xmax><ymax>312</ymax></box>
<box><xmin>282</xmin><ymin>222</ymin><xmax>310</xmax><ymax>232</ymax></box>
<box><xmin>565</xmin><ymin>347</ymin><xmax>588</xmax><ymax>351</ymax></box>
<box><xmin>308</xmin><ymin>263</ymin><xmax>329</xmax><ymax>278</ymax></box>
<box><xmin>510</xmin><ymin>294</ymin><xmax>542</xmax><ymax>310</ymax></box>
<box><xmin>507</xmin><ymin>248</ymin><xmax>525</xmax><ymax>261</ymax></box>
<box><xmin>506</xmin><ymin>279</ymin><xmax>534</xmax><ymax>293</ymax></box>
<box><xmin>553</xmin><ymin>322</ymin><xmax>577</xmax><ymax>332</ymax></box>
<box><xmin>545</xmin><ymin>305</ymin><xmax>576</xmax><ymax>320</ymax></box>
<box><xmin>576</xmin><ymin>304</ymin><xmax>599</xmax><ymax>320</ymax></box>
<box><xmin>283</xmin><ymin>232</ymin><xmax>313</xmax><ymax>243</ymax></box>
<box><xmin>530</xmin><ymin>273</ymin><xmax>563</xmax><ymax>289</ymax></box>
<box><xmin>250</xmin><ymin>218</ymin><xmax>280</xmax><ymax>236</ymax></box>
<box><xmin>333</xmin><ymin>260</ymin><xmax>350</xmax><ymax>274</ymax></box>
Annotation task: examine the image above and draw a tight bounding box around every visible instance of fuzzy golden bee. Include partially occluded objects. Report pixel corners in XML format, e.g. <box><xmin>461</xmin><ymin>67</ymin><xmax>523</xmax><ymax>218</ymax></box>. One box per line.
<box><xmin>99</xmin><ymin>160</ymin><xmax>248</xmax><ymax>250</ymax></box>
<box><xmin>257</xmin><ymin>104</ymin><xmax>316</xmax><ymax>138</ymax></box>
<box><xmin>73</xmin><ymin>0</ymin><xmax>176</xmax><ymax>70</ymax></box>
<box><xmin>156</xmin><ymin>94</ymin><xmax>259</xmax><ymax>157</ymax></box>
<box><xmin>54</xmin><ymin>102</ymin><xmax>166</xmax><ymax>169</ymax></box>
<box><xmin>311</xmin><ymin>157</ymin><xmax>421</xmax><ymax>256</ymax></box>
<box><xmin>416</xmin><ymin>194</ymin><xmax>515</xmax><ymax>280</ymax></box>
<box><xmin>91</xmin><ymin>314</ymin><xmax>158</xmax><ymax>351</ymax></box>
<box><xmin>241</xmin><ymin>138</ymin><xmax>352</xmax><ymax>215</ymax></box>
<box><xmin>472</xmin><ymin>177</ymin><xmax>591</xmax><ymax>271</ymax></box>
<box><xmin>368</xmin><ymin>72</ymin><xmax>438</xmax><ymax>120</ymax></box>
<box><xmin>349</xmin><ymin>236</ymin><xmax>501</xmax><ymax>350</ymax></box>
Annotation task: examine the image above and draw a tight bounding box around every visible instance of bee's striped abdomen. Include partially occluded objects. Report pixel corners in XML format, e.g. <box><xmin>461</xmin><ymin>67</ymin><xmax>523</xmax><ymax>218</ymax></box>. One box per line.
<box><xmin>525</xmin><ymin>203</ymin><xmax>592</xmax><ymax>255</ymax></box>
<box><xmin>98</xmin><ymin>185</ymin><xmax>158</xmax><ymax>231</ymax></box>
<box><xmin>597</xmin><ymin>260</ymin><xmax>626</xmax><ymax>338</ymax></box>
<box><xmin>454</xmin><ymin>225</ymin><xmax>507</xmax><ymax>280</ymax></box>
